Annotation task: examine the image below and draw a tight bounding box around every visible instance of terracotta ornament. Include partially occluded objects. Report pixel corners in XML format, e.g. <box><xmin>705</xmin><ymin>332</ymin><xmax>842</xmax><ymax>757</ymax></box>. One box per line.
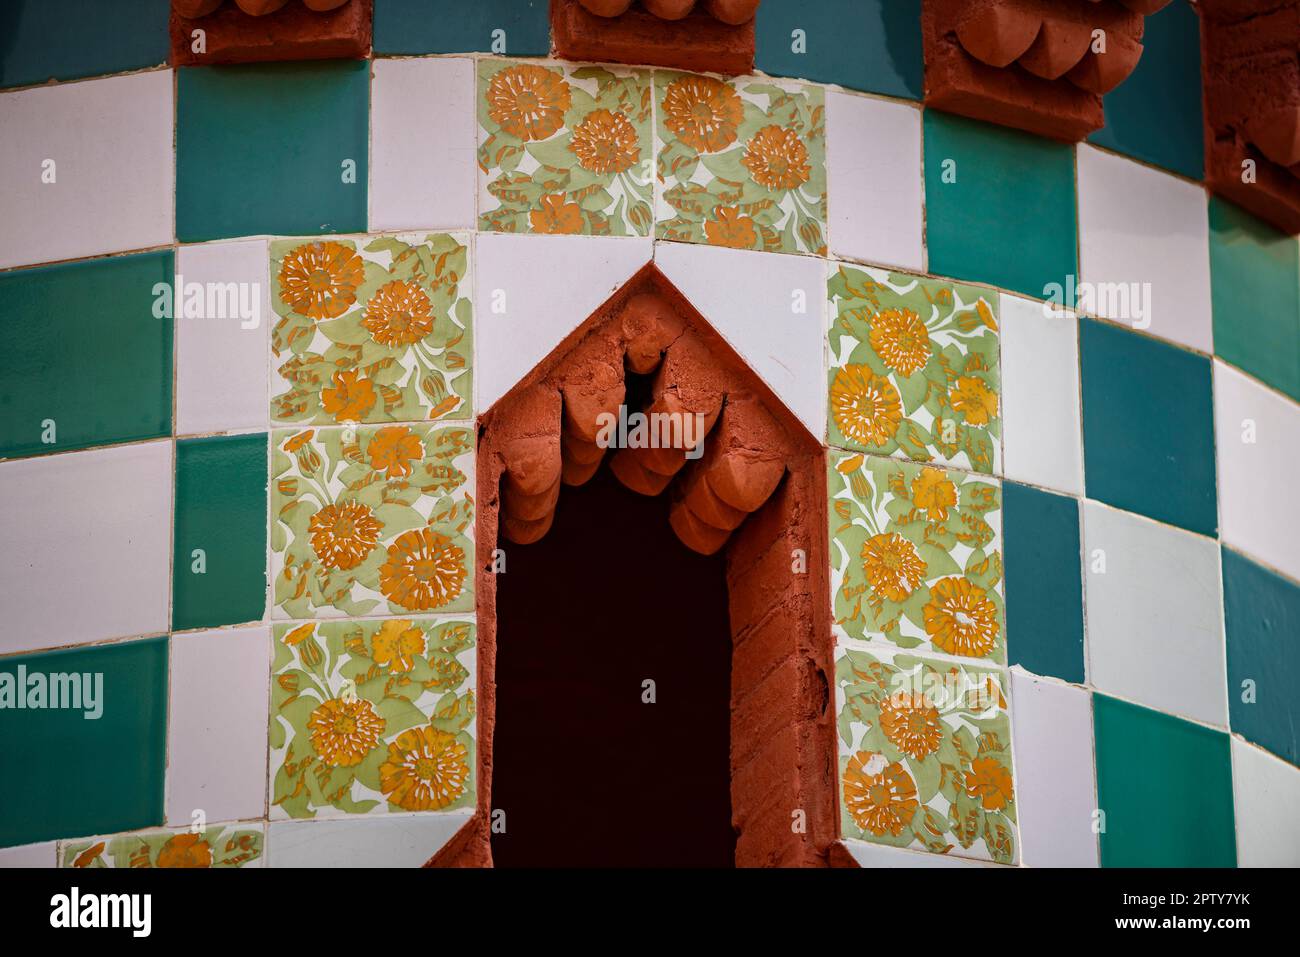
<box><xmin>169</xmin><ymin>0</ymin><xmax>371</xmax><ymax>66</ymax></box>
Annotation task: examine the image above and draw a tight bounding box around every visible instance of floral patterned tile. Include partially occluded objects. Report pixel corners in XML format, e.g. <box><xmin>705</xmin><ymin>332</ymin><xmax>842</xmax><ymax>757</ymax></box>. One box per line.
<box><xmin>835</xmin><ymin>642</ymin><xmax>1017</xmax><ymax>864</ymax></box>
<box><xmin>829</xmin><ymin>449</ymin><xmax>1005</xmax><ymax>664</ymax></box>
<box><xmin>60</xmin><ymin>825</ymin><xmax>264</xmax><ymax>868</ymax></box>
<box><xmin>270</xmin><ymin>617</ymin><xmax>476</xmax><ymax>821</ymax></box>
<box><xmin>477</xmin><ymin>59</ymin><xmax>653</xmax><ymax>236</ymax></box>
<box><xmin>270</xmin><ymin>233</ymin><xmax>472</xmax><ymax>426</ymax></box>
<box><xmin>271</xmin><ymin>424</ymin><xmax>475</xmax><ymax>620</ymax></box>
<box><xmin>828</xmin><ymin>264</ymin><xmax>1001</xmax><ymax>475</ymax></box>
<box><xmin>655</xmin><ymin>71</ymin><xmax>826</xmax><ymax>256</ymax></box>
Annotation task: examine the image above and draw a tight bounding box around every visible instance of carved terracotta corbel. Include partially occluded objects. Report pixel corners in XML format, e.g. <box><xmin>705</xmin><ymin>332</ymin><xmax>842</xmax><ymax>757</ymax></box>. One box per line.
<box><xmin>170</xmin><ymin>0</ymin><xmax>372</xmax><ymax>67</ymax></box>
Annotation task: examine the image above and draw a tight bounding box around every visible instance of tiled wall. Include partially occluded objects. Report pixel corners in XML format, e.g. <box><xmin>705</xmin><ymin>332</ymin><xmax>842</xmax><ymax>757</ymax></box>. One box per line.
<box><xmin>1</xmin><ymin>0</ymin><xmax>1298</xmax><ymax>869</ymax></box>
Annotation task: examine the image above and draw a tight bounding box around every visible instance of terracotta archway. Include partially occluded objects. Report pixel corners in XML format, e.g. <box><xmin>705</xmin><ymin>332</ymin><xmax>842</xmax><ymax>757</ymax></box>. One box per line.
<box><xmin>429</xmin><ymin>263</ymin><xmax>838</xmax><ymax>867</ymax></box>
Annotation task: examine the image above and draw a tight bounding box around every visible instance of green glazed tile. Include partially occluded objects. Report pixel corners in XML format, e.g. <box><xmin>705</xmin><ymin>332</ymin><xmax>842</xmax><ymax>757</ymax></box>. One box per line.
<box><xmin>1209</xmin><ymin>196</ymin><xmax>1300</xmax><ymax>402</ymax></box>
<box><xmin>924</xmin><ymin>110</ymin><xmax>1077</xmax><ymax>300</ymax></box>
<box><xmin>1089</xmin><ymin>1</ymin><xmax>1204</xmax><ymax>181</ymax></box>
<box><xmin>0</xmin><ymin>251</ymin><xmax>173</xmax><ymax>459</ymax></box>
<box><xmin>374</xmin><ymin>0</ymin><xmax>549</xmax><ymax>56</ymax></box>
<box><xmin>61</xmin><ymin>825</ymin><xmax>263</xmax><ymax>868</ymax></box>
<box><xmin>172</xmin><ymin>433</ymin><xmax>269</xmax><ymax>631</ymax></box>
<box><xmin>0</xmin><ymin>0</ymin><xmax>168</xmax><ymax>89</ymax></box>
<box><xmin>1094</xmin><ymin>694</ymin><xmax>1236</xmax><ymax>867</ymax></box>
<box><xmin>0</xmin><ymin>637</ymin><xmax>168</xmax><ymax>848</ymax></box>
<box><xmin>1079</xmin><ymin>318</ymin><xmax>1217</xmax><ymax>537</ymax></box>
<box><xmin>756</xmin><ymin>0</ymin><xmax>922</xmax><ymax>101</ymax></box>
<box><xmin>176</xmin><ymin>61</ymin><xmax>369</xmax><ymax>242</ymax></box>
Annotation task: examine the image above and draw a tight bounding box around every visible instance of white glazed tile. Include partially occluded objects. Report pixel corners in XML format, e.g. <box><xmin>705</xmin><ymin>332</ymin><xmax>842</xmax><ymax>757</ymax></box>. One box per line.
<box><xmin>1214</xmin><ymin>360</ymin><xmax>1300</xmax><ymax>583</ymax></box>
<box><xmin>1076</xmin><ymin>145</ymin><xmax>1212</xmax><ymax>353</ymax></box>
<box><xmin>475</xmin><ymin>233</ymin><xmax>652</xmax><ymax>410</ymax></box>
<box><xmin>825</xmin><ymin>91</ymin><xmax>923</xmax><ymax>272</ymax></box>
<box><xmin>370</xmin><ymin>58</ymin><xmax>476</xmax><ymax>232</ymax></box>
<box><xmin>266</xmin><ymin>811</ymin><xmax>472</xmax><ymax>867</ymax></box>
<box><xmin>166</xmin><ymin>625</ymin><xmax>272</xmax><ymax>827</ymax></box>
<box><xmin>0</xmin><ymin>441</ymin><xmax>171</xmax><ymax>654</ymax></box>
<box><xmin>1082</xmin><ymin>500</ymin><xmax>1227</xmax><ymax>727</ymax></box>
<box><xmin>841</xmin><ymin>838</ymin><xmax>997</xmax><ymax>868</ymax></box>
<box><xmin>1232</xmin><ymin>737</ymin><xmax>1300</xmax><ymax>867</ymax></box>
<box><xmin>175</xmin><ymin>240</ymin><xmax>270</xmax><ymax>436</ymax></box>
<box><xmin>655</xmin><ymin>242</ymin><xmax>826</xmax><ymax>438</ymax></box>
<box><xmin>0</xmin><ymin>71</ymin><xmax>173</xmax><ymax>269</ymax></box>
<box><xmin>1009</xmin><ymin>670</ymin><xmax>1099</xmax><ymax>867</ymax></box>
<box><xmin>0</xmin><ymin>841</ymin><xmax>56</xmax><ymax>868</ymax></box>
<box><xmin>999</xmin><ymin>294</ymin><xmax>1084</xmax><ymax>495</ymax></box>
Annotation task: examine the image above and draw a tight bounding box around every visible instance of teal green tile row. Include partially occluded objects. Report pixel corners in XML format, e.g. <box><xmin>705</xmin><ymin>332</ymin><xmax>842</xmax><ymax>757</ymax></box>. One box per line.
<box><xmin>373</xmin><ymin>0</ymin><xmax>549</xmax><ymax>56</ymax></box>
<box><xmin>0</xmin><ymin>0</ymin><xmax>169</xmax><ymax>90</ymax></box>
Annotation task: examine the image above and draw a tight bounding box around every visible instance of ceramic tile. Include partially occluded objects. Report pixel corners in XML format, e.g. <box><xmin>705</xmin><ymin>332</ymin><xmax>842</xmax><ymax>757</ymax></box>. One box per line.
<box><xmin>173</xmin><ymin>434</ymin><xmax>269</xmax><ymax>632</ymax></box>
<box><xmin>828</xmin><ymin>265</ymin><xmax>1001</xmax><ymax>474</ymax></box>
<box><xmin>270</xmin><ymin>234</ymin><xmax>473</xmax><ymax>426</ymax></box>
<box><xmin>269</xmin><ymin>617</ymin><xmax>476</xmax><ymax>820</ymax></box>
<box><xmin>1080</xmin><ymin>318</ymin><xmax>1217</xmax><ymax>537</ymax></box>
<box><xmin>371</xmin><ymin>58</ymin><xmax>477</xmax><ymax>233</ymax></box>
<box><xmin>655</xmin><ymin>71</ymin><xmax>826</xmax><ymax>256</ymax></box>
<box><xmin>1214</xmin><ymin>361</ymin><xmax>1300</xmax><ymax>583</ymax></box>
<box><xmin>1083</xmin><ymin>501</ymin><xmax>1226</xmax><ymax>727</ymax></box>
<box><xmin>924</xmin><ymin>110</ymin><xmax>1077</xmax><ymax>301</ymax></box>
<box><xmin>0</xmin><ymin>637</ymin><xmax>168</xmax><ymax>848</ymax></box>
<box><xmin>825</xmin><ymin>91</ymin><xmax>923</xmax><ymax>271</ymax></box>
<box><xmin>373</xmin><ymin>0</ymin><xmax>549</xmax><ymax>56</ymax></box>
<box><xmin>478</xmin><ymin>60</ymin><xmax>652</xmax><ymax>237</ymax></box>
<box><xmin>1223</xmin><ymin>546</ymin><xmax>1300</xmax><ymax>767</ymax></box>
<box><xmin>1093</xmin><ymin>694</ymin><xmax>1236</xmax><ymax>867</ymax></box>
<box><xmin>841</xmin><ymin>839</ymin><xmax>995</xmax><ymax>868</ymax></box>
<box><xmin>0</xmin><ymin>842</ymin><xmax>56</xmax><ymax>868</ymax></box>
<box><xmin>0</xmin><ymin>71</ymin><xmax>173</xmax><ymax>269</ymax></box>
<box><xmin>755</xmin><ymin>0</ymin><xmax>922</xmax><ymax>100</ymax></box>
<box><xmin>1231</xmin><ymin>738</ymin><xmax>1300</xmax><ymax>868</ymax></box>
<box><xmin>1209</xmin><ymin>197</ymin><xmax>1300</xmax><ymax>404</ymax></box>
<box><xmin>176</xmin><ymin>61</ymin><xmax>369</xmax><ymax>242</ymax></box>
<box><xmin>1076</xmin><ymin>146</ymin><xmax>1212</xmax><ymax>353</ymax></box>
<box><xmin>474</xmin><ymin>232</ymin><xmax>652</xmax><ymax>410</ymax></box>
<box><xmin>998</xmin><ymin>295</ymin><xmax>1083</xmax><ymax>496</ymax></box>
<box><xmin>271</xmin><ymin>425</ymin><xmax>475</xmax><ymax>619</ymax></box>
<box><xmin>167</xmin><ymin>626</ymin><xmax>272</xmax><ymax>826</ymax></box>
<box><xmin>266</xmin><ymin>811</ymin><xmax>472</xmax><ymax>867</ymax></box>
<box><xmin>0</xmin><ymin>251</ymin><xmax>173</xmax><ymax>459</ymax></box>
<box><xmin>829</xmin><ymin>450</ymin><xmax>1005</xmax><ymax>665</ymax></box>
<box><xmin>1009</xmin><ymin>670</ymin><xmax>1098</xmax><ymax>867</ymax></box>
<box><xmin>0</xmin><ymin>442</ymin><xmax>171</xmax><ymax>655</ymax></box>
<box><xmin>60</xmin><ymin>825</ymin><xmax>264</xmax><ymax>868</ymax></box>
<box><xmin>655</xmin><ymin>242</ymin><xmax>826</xmax><ymax>437</ymax></box>
<box><xmin>1003</xmin><ymin>482</ymin><xmax>1084</xmax><ymax>685</ymax></box>
<box><xmin>835</xmin><ymin>642</ymin><xmax>1017</xmax><ymax>864</ymax></box>
<box><xmin>0</xmin><ymin>0</ymin><xmax>168</xmax><ymax>89</ymax></box>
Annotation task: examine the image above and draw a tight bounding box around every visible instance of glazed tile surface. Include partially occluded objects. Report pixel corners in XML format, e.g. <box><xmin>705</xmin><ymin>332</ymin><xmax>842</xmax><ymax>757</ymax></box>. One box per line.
<box><xmin>61</xmin><ymin>825</ymin><xmax>264</xmax><ymax>869</ymax></box>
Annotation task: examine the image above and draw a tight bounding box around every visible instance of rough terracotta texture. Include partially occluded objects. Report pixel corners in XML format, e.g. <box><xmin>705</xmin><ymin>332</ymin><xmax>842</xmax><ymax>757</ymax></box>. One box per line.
<box><xmin>169</xmin><ymin>0</ymin><xmax>371</xmax><ymax>66</ymax></box>
<box><xmin>923</xmin><ymin>0</ymin><xmax>1171</xmax><ymax>142</ymax></box>
<box><xmin>552</xmin><ymin>0</ymin><xmax>757</xmax><ymax>75</ymax></box>
<box><xmin>1203</xmin><ymin>0</ymin><xmax>1300</xmax><ymax>234</ymax></box>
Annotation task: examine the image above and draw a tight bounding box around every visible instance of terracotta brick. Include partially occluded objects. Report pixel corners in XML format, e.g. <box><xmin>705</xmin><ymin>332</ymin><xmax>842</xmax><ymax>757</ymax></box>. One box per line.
<box><xmin>668</xmin><ymin>497</ymin><xmax>732</xmax><ymax>554</ymax></box>
<box><xmin>169</xmin><ymin>0</ymin><xmax>372</xmax><ymax>66</ymax></box>
<box><xmin>552</xmin><ymin>0</ymin><xmax>756</xmax><ymax>76</ymax></box>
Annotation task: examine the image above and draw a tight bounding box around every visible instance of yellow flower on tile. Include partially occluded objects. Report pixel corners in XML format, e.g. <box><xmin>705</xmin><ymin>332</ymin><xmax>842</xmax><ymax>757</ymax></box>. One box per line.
<box><xmin>155</xmin><ymin>833</ymin><xmax>212</xmax><ymax>869</ymax></box>
<box><xmin>842</xmin><ymin>752</ymin><xmax>918</xmax><ymax>837</ymax></box>
<box><xmin>569</xmin><ymin>107</ymin><xmax>640</xmax><ymax>174</ymax></box>
<box><xmin>529</xmin><ymin>194</ymin><xmax>584</xmax><ymax>234</ymax></box>
<box><xmin>371</xmin><ymin>619</ymin><xmax>426</xmax><ymax>674</ymax></box>
<box><xmin>278</xmin><ymin>240</ymin><xmax>366</xmax><ymax>320</ymax></box>
<box><xmin>309</xmin><ymin>501</ymin><xmax>383</xmax><ymax>571</ymax></box>
<box><xmin>911</xmin><ymin>466</ymin><xmax>957</xmax><ymax>521</ymax></box>
<box><xmin>703</xmin><ymin>206</ymin><xmax>757</xmax><ymax>249</ymax></box>
<box><xmin>949</xmin><ymin>375</ymin><xmax>999</xmax><ymax>426</ymax></box>
<box><xmin>367</xmin><ymin>425</ymin><xmax>425</xmax><ymax>479</ymax></box>
<box><xmin>861</xmin><ymin>532</ymin><xmax>927</xmax><ymax>602</ymax></box>
<box><xmin>869</xmin><ymin>307</ymin><xmax>931</xmax><ymax>377</ymax></box>
<box><xmin>486</xmin><ymin>63</ymin><xmax>572</xmax><ymax>142</ymax></box>
<box><xmin>380</xmin><ymin>726</ymin><xmax>471</xmax><ymax>811</ymax></box>
<box><xmin>965</xmin><ymin>756</ymin><xmax>1014</xmax><ymax>811</ymax></box>
<box><xmin>923</xmin><ymin>576</ymin><xmax>1000</xmax><ymax>658</ymax></box>
<box><xmin>363</xmin><ymin>279</ymin><xmax>434</xmax><ymax>346</ymax></box>
<box><xmin>830</xmin><ymin>365</ymin><xmax>902</xmax><ymax>447</ymax></box>
<box><xmin>879</xmin><ymin>692</ymin><xmax>944</xmax><ymax>760</ymax></box>
<box><xmin>661</xmin><ymin>73</ymin><xmax>743</xmax><ymax>153</ymax></box>
<box><xmin>308</xmin><ymin>697</ymin><xmax>387</xmax><ymax>768</ymax></box>
<box><xmin>379</xmin><ymin>528</ymin><xmax>468</xmax><ymax>611</ymax></box>
<box><xmin>742</xmin><ymin>125</ymin><xmax>811</xmax><ymax>191</ymax></box>
<box><xmin>321</xmin><ymin>369</ymin><xmax>378</xmax><ymax>422</ymax></box>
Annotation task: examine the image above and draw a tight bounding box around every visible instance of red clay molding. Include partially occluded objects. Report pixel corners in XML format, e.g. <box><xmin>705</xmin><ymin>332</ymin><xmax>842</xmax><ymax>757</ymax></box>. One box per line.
<box><xmin>1203</xmin><ymin>0</ymin><xmax>1300</xmax><ymax>234</ymax></box>
<box><xmin>170</xmin><ymin>0</ymin><xmax>371</xmax><ymax>66</ymax></box>
<box><xmin>923</xmin><ymin>0</ymin><xmax>1174</xmax><ymax>142</ymax></box>
<box><xmin>552</xmin><ymin>0</ymin><xmax>760</xmax><ymax>75</ymax></box>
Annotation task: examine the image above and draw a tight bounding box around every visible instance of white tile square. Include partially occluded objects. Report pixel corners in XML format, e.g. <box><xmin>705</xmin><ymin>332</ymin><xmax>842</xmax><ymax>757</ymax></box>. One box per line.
<box><xmin>1232</xmin><ymin>738</ymin><xmax>1300</xmax><ymax>867</ymax></box>
<box><xmin>0</xmin><ymin>71</ymin><xmax>174</xmax><ymax>269</ymax></box>
<box><xmin>841</xmin><ymin>839</ymin><xmax>995</xmax><ymax>868</ymax></box>
<box><xmin>0</xmin><ymin>841</ymin><xmax>56</xmax><ymax>868</ymax></box>
<box><xmin>266</xmin><ymin>812</ymin><xmax>472</xmax><ymax>867</ymax></box>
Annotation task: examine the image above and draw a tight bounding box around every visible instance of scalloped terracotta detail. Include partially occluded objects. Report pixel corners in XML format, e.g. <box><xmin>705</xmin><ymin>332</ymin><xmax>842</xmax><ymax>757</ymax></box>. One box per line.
<box><xmin>554</xmin><ymin>0</ymin><xmax>757</xmax><ymax>76</ymax></box>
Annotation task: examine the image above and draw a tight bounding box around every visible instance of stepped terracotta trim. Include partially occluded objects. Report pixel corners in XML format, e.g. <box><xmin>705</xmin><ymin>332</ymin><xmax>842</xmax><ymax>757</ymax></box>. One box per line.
<box><xmin>169</xmin><ymin>0</ymin><xmax>371</xmax><ymax>66</ymax></box>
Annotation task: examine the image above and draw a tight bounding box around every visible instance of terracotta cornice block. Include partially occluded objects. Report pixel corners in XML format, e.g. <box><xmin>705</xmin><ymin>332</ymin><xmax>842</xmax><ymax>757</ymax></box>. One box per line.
<box><xmin>170</xmin><ymin>0</ymin><xmax>372</xmax><ymax>67</ymax></box>
<box><xmin>1202</xmin><ymin>0</ymin><xmax>1300</xmax><ymax>233</ymax></box>
<box><xmin>923</xmin><ymin>0</ymin><xmax>1171</xmax><ymax>142</ymax></box>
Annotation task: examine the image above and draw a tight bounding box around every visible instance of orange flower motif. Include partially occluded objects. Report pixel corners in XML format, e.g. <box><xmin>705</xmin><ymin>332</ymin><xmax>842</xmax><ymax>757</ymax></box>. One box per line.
<box><xmin>529</xmin><ymin>194</ymin><xmax>584</xmax><ymax>235</ymax></box>
<box><xmin>321</xmin><ymin>369</ymin><xmax>377</xmax><ymax>422</ymax></box>
<box><xmin>661</xmin><ymin>74</ymin><xmax>744</xmax><ymax>154</ymax></box>
<box><xmin>379</xmin><ymin>528</ymin><xmax>468</xmax><ymax>611</ymax></box>
<box><xmin>309</xmin><ymin>501</ymin><xmax>383</xmax><ymax>571</ymax></box>
<box><xmin>156</xmin><ymin>833</ymin><xmax>213</xmax><ymax>869</ymax></box>
<box><xmin>949</xmin><ymin>375</ymin><xmax>998</xmax><ymax>426</ymax></box>
<box><xmin>308</xmin><ymin>697</ymin><xmax>387</xmax><ymax>768</ymax></box>
<box><xmin>830</xmin><ymin>365</ymin><xmax>902</xmax><ymax>447</ymax></box>
<box><xmin>380</xmin><ymin>725</ymin><xmax>471</xmax><ymax>811</ymax></box>
<box><xmin>965</xmin><ymin>756</ymin><xmax>1014</xmax><ymax>810</ymax></box>
<box><xmin>363</xmin><ymin>280</ymin><xmax>433</xmax><ymax>346</ymax></box>
<box><xmin>283</xmin><ymin>430</ymin><xmax>315</xmax><ymax>453</ymax></box>
<box><xmin>879</xmin><ymin>692</ymin><xmax>945</xmax><ymax>760</ymax></box>
<box><xmin>370</xmin><ymin>618</ymin><xmax>426</xmax><ymax>673</ymax></box>
<box><xmin>72</xmin><ymin>842</ymin><xmax>106</xmax><ymax>868</ymax></box>
<box><xmin>923</xmin><ymin>576</ymin><xmax>1000</xmax><ymax>658</ymax></box>
<box><xmin>842</xmin><ymin>752</ymin><xmax>919</xmax><ymax>837</ymax></box>
<box><xmin>911</xmin><ymin>467</ymin><xmax>957</xmax><ymax>521</ymax></box>
<box><xmin>861</xmin><ymin>532</ymin><xmax>927</xmax><ymax>603</ymax></box>
<box><xmin>278</xmin><ymin>241</ymin><xmax>365</xmax><ymax>320</ymax></box>
<box><xmin>703</xmin><ymin>206</ymin><xmax>758</xmax><ymax>249</ymax></box>
<box><xmin>569</xmin><ymin>108</ymin><xmax>640</xmax><ymax>174</ymax></box>
<box><xmin>869</xmin><ymin>308</ymin><xmax>931</xmax><ymax>377</ymax></box>
<box><xmin>368</xmin><ymin>425</ymin><xmax>424</xmax><ymax>479</ymax></box>
<box><xmin>486</xmin><ymin>64</ymin><xmax>572</xmax><ymax>142</ymax></box>
<box><xmin>742</xmin><ymin>125</ymin><xmax>811</xmax><ymax>191</ymax></box>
